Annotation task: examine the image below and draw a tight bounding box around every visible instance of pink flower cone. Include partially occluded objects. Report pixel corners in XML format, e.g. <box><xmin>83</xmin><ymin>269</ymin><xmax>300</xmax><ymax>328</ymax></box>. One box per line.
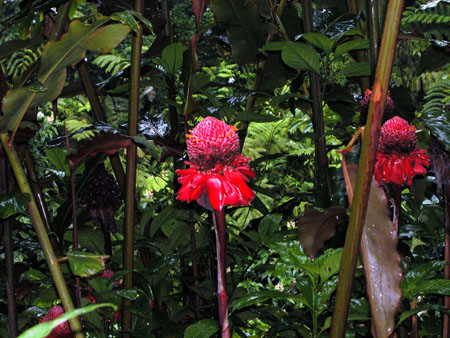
<box><xmin>176</xmin><ymin>117</ymin><xmax>255</xmax><ymax>211</ymax></box>
<box><xmin>374</xmin><ymin>116</ymin><xmax>430</xmax><ymax>186</ymax></box>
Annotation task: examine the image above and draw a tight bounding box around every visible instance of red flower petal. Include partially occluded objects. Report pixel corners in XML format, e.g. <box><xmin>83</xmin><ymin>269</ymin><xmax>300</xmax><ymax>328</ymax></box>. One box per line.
<box><xmin>390</xmin><ymin>158</ymin><xmax>406</xmax><ymax>185</ymax></box>
<box><xmin>205</xmin><ymin>176</ymin><xmax>225</xmax><ymax>211</ymax></box>
<box><xmin>413</xmin><ymin>158</ymin><xmax>427</xmax><ymax>175</ymax></box>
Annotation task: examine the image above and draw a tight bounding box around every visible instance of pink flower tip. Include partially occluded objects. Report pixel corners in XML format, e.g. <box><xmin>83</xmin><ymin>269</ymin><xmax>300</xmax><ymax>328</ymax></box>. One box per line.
<box><xmin>176</xmin><ymin>117</ymin><xmax>255</xmax><ymax>211</ymax></box>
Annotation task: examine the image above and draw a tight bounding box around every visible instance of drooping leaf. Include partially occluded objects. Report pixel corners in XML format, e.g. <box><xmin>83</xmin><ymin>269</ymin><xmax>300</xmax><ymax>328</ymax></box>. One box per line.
<box><xmin>0</xmin><ymin>35</ymin><xmax>45</xmax><ymax>60</ymax></box>
<box><xmin>297</xmin><ymin>205</ymin><xmax>346</xmax><ymax>259</ymax></box>
<box><xmin>1</xmin><ymin>18</ymin><xmax>130</xmax><ymax>136</ymax></box>
<box><xmin>336</xmin><ymin>62</ymin><xmax>371</xmax><ymax>77</ymax></box>
<box><xmin>45</xmin><ymin>148</ymin><xmax>69</xmax><ymax>177</ymax></box>
<box><xmin>347</xmin><ymin>164</ymin><xmax>402</xmax><ymax>338</ymax></box>
<box><xmin>232</xmin><ymin>290</ymin><xmax>305</xmax><ymax>311</ymax></box>
<box><xmin>17</xmin><ymin>303</ymin><xmax>117</xmax><ymax>338</ymax></box>
<box><xmin>334</xmin><ymin>39</ymin><xmax>369</xmax><ymax>58</ymax></box>
<box><xmin>0</xmin><ymin>193</ymin><xmax>30</xmax><ymax>218</ymax></box>
<box><xmin>184</xmin><ymin>319</ymin><xmax>219</xmax><ymax>338</ymax></box>
<box><xmin>281</xmin><ymin>41</ymin><xmax>321</xmax><ymax>74</ymax></box>
<box><xmin>235</xmin><ymin>111</ymin><xmax>281</xmax><ymax>123</ymax></box>
<box><xmin>67</xmin><ymin>134</ymin><xmax>132</xmax><ymax>167</ymax></box>
<box><xmin>67</xmin><ymin>251</ymin><xmax>109</xmax><ymax>277</ymax></box>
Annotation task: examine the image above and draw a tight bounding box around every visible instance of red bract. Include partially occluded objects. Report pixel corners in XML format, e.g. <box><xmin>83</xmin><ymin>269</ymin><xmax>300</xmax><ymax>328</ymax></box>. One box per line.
<box><xmin>176</xmin><ymin>117</ymin><xmax>255</xmax><ymax>211</ymax></box>
<box><xmin>374</xmin><ymin>117</ymin><xmax>430</xmax><ymax>186</ymax></box>
<box><xmin>40</xmin><ymin>306</ymin><xmax>72</xmax><ymax>338</ymax></box>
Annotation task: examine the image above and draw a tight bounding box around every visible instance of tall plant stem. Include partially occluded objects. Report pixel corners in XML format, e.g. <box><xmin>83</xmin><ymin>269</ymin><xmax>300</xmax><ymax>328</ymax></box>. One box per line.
<box><xmin>0</xmin><ymin>133</ymin><xmax>84</xmax><ymax>338</ymax></box>
<box><xmin>329</xmin><ymin>1</ymin><xmax>404</xmax><ymax>336</ymax></box>
<box><xmin>346</xmin><ymin>0</ymin><xmax>371</xmax><ymax>91</ymax></box>
<box><xmin>239</xmin><ymin>0</ymin><xmax>287</xmax><ymax>150</ymax></box>
<box><xmin>189</xmin><ymin>208</ymin><xmax>201</xmax><ymax>313</ymax></box>
<box><xmin>302</xmin><ymin>0</ymin><xmax>331</xmax><ymax>208</ymax></box>
<box><xmin>444</xmin><ymin>188</ymin><xmax>450</xmax><ymax>338</ymax></box>
<box><xmin>122</xmin><ymin>0</ymin><xmax>143</xmax><ymax>336</ymax></box>
<box><xmin>213</xmin><ymin>210</ymin><xmax>230</xmax><ymax>338</ymax></box>
<box><xmin>23</xmin><ymin>149</ymin><xmax>59</xmax><ymax>249</ymax></box>
<box><xmin>366</xmin><ymin>0</ymin><xmax>381</xmax><ymax>79</ymax></box>
<box><xmin>64</xmin><ymin>125</ymin><xmax>82</xmax><ymax>310</ymax></box>
<box><xmin>0</xmin><ymin>145</ymin><xmax>18</xmax><ymax>338</ymax></box>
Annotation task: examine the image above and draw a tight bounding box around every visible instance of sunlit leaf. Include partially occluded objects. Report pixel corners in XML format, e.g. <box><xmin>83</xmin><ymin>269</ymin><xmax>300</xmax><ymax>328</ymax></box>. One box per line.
<box><xmin>0</xmin><ymin>193</ymin><xmax>30</xmax><ymax>218</ymax></box>
<box><xmin>184</xmin><ymin>319</ymin><xmax>219</xmax><ymax>338</ymax></box>
<box><xmin>67</xmin><ymin>251</ymin><xmax>109</xmax><ymax>277</ymax></box>
<box><xmin>281</xmin><ymin>41</ymin><xmax>321</xmax><ymax>73</ymax></box>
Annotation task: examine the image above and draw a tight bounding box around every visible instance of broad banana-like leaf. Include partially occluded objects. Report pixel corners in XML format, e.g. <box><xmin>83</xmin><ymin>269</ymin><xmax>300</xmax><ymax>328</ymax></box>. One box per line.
<box><xmin>1</xmin><ymin>17</ymin><xmax>130</xmax><ymax>138</ymax></box>
<box><xmin>346</xmin><ymin>164</ymin><xmax>402</xmax><ymax>338</ymax></box>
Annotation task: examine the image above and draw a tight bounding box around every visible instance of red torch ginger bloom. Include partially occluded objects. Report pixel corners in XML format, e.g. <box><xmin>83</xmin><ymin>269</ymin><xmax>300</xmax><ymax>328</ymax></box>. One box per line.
<box><xmin>176</xmin><ymin>117</ymin><xmax>255</xmax><ymax>211</ymax></box>
<box><xmin>40</xmin><ymin>306</ymin><xmax>72</xmax><ymax>338</ymax></box>
<box><xmin>374</xmin><ymin>116</ymin><xmax>430</xmax><ymax>186</ymax></box>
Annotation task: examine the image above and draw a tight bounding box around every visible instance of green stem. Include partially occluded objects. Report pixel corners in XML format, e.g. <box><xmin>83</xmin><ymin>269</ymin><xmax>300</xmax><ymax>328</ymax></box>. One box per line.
<box><xmin>0</xmin><ymin>133</ymin><xmax>84</xmax><ymax>338</ymax></box>
<box><xmin>329</xmin><ymin>1</ymin><xmax>404</xmax><ymax>336</ymax></box>
<box><xmin>366</xmin><ymin>0</ymin><xmax>381</xmax><ymax>80</ymax></box>
<box><xmin>122</xmin><ymin>0</ymin><xmax>143</xmax><ymax>336</ymax></box>
<box><xmin>301</xmin><ymin>0</ymin><xmax>331</xmax><ymax>208</ymax></box>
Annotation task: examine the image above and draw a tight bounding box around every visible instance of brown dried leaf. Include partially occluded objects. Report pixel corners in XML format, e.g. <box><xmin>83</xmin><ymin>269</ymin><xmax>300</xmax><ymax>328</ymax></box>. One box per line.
<box><xmin>347</xmin><ymin>164</ymin><xmax>402</xmax><ymax>338</ymax></box>
<box><xmin>297</xmin><ymin>205</ymin><xmax>346</xmax><ymax>259</ymax></box>
<box><xmin>67</xmin><ymin>133</ymin><xmax>132</xmax><ymax>167</ymax></box>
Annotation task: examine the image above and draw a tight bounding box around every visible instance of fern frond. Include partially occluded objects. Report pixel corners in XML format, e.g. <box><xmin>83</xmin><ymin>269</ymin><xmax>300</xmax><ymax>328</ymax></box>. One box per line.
<box><xmin>93</xmin><ymin>54</ymin><xmax>130</xmax><ymax>74</ymax></box>
<box><xmin>402</xmin><ymin>0</ymin><xmax>450</xmax><ymax>43</ymax></box>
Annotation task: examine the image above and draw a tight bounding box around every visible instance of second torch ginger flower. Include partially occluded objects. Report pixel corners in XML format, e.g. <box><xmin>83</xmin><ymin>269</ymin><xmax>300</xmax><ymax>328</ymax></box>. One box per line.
<box><xmin>176</xmin><ymin>117</ymin><xmax>255</xmax><ymax>211</ymax></box>
<box><xmin>374</xmin><ymin>116</ymin><xmax>430</xmax><ymax>186</ymax></box>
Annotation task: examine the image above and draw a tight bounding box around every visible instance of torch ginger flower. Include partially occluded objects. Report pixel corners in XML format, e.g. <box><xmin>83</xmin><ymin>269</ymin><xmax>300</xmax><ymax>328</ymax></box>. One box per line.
<box><xmin>40</xmin><ymin>306</ymin><xmax>72</xmax><ymax>338</ymax></box>
<box><xmin>176</xmin><ymin>117</ymin><xmax>255</xmax><ymax>211</ymax></box>
<box><xmin>374</xmin><ymin>116</ymin><xmax>430</xmax><ymax>186</ymax></box>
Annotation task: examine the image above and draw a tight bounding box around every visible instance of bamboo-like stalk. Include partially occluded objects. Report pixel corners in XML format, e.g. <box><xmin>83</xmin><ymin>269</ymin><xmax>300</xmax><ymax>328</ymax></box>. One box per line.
<box><xmin>239</xmin><ymin>0</ymin><xmax>287</xmax><ymax>150</ymax></box>
<box><xmin>64</xmin><ymin>124</ymin><xmax>82</xmax><ymax>310</ymax></box>
<box><xmin>23</xmin><ymin>148</ymin><xmax>59</xmax><ymax>249</ymax></box>
<box><xmin>122</xmin><ymin>0</ymin><xmax>143</xmax><ymax>336</ymax></box>
<box><xmin>0</xmin><ymin>145</ymin><xmax>18</xmax><ymax>338</ymax></box>
<box><xmin>346</xmin><ymin>0</ymin><xmax>371</xmax><ymax>91</ymax></box>
<box><xmin>444</xmin><ymin>189</ymin><xmax>450</xmax><ymax>338</ymax></box>
<box><xmin>0</xmin><ymin>133</ymin><xmax>84</xmax><ymax>338</ymax></box>
<box><xmin>301</xmin><ymin>0</ymin><xmax>331</xmax><ymax>207</ymax></box>
<box><xmin>213</xmin><ymin>210</ymin><xmax>230</xmax><ymax>338</ymax></box>
<box><xmin>366</xmin><ymin>0</ymin><xmax>381</xmax><ymax>79</ymax></box>
<box><xmin>329</xmin><ymin>1</ymin><xmax>405</xmax><ymax>336</ymax></box>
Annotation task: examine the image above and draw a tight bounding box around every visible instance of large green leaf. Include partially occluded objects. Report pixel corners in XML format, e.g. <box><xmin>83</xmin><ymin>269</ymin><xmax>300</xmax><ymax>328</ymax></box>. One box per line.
<box><xmin>210</xmin><ymin>0</ymin><xmax>269</xmax><ymax>64</ymax></box>
<box><xmin>347</xmin><ymin>164</ymin><xmax>402</xmax><ymax>338</ymax></box>
<box><xmin>1</xmin><ymin>18</ymin><xmax>130</xmax><ymax>135</ymax></box>
<box><xmin>281</xmin><ymin>41</ymin><xmax>321</xmax><ymax>74</ymax></box>
<box><xmin>184</xmin><ymin>319</ymin><xmax>219</xmax><ymax>338</ymax></box>
<box><xmin>301</xmin><ymin>32</ymin><xmax>333</xmax><ymax>53</ymax></box>
<box><xmin>67</xmin><ymin>251</ymin><xmax>109</xmax><ymax>277</ymax></box>
<box><xmin>425</xmin><ymin>110</ymin><xmax>450</xmax><ymax>153</ymax></box>
<box><xmin>18</xmin><ymin>303</ymin><xmax>116</xmax><ymax>338</ymax></box>
<box><xmin>0</xmin><ymin>193</ymin><xmax>30</xmax><ymax>218</ymax></box>
<box><xmin>158</xmin><ymin>43</ymin><xmax>188</xmax><ymax>75</ymax></box>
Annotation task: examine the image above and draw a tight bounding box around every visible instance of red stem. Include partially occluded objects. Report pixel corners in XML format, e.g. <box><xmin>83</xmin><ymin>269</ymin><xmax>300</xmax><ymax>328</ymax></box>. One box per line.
<box><xmin>213</xmin><ymin>210</ymin><xmax>230</xmax><ymax>338</ymax></box>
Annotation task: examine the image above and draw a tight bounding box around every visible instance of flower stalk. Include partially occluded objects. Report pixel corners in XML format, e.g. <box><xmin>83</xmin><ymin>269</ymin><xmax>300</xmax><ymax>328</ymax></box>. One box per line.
<box><xmin>329</xmin><ymin>0</ymin><xmax>405</xmax><ymax>336</ymax></box>
<box><xmin>213</xmin><ymin>210</ymin><xmax>230</xmax><ymax>338</ymax></box>
<box><xmin>0</xmin><ymin>133</ymin><xmax>84</xmax><ymax>338</ymax></box>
